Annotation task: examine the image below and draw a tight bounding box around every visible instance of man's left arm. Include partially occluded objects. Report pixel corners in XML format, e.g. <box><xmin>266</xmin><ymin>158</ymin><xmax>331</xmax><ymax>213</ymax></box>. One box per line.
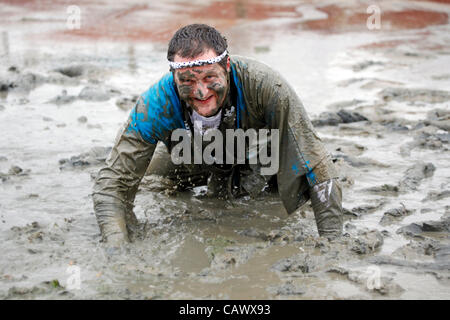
<box><xmin>254</xmin><ymin>65</ymin><xmax>343</xmax><ymax>239</ymax></box>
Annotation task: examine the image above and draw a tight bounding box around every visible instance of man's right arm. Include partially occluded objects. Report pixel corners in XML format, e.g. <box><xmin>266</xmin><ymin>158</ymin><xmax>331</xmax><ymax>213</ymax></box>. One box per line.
<box><xmin>92</xmin><ymin>98</ymin><xmax>157</xmax><ymax>244</ymax></box>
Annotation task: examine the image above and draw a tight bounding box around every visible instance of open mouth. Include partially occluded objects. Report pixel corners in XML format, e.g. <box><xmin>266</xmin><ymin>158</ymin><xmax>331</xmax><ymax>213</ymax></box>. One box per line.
<box><xmin>194</xmin><ymin>96</ymin><xmax>213</xmax><ymax>104</ymax></box>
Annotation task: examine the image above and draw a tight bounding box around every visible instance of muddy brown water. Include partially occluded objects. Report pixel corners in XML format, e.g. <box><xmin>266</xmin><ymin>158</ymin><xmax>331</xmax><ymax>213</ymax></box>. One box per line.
<box><xmin>0</xmin><ymin>0</ymin><xmax>449</xmax><ymax>299</ymax></box>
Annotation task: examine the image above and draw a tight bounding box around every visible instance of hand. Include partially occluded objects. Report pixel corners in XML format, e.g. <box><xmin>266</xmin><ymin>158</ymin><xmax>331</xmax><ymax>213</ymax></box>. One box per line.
<box><xmin>103</xmin><ymin>232</ymin><xmax>129</xmax><ymax>257</ymax></box>
<box><xmin>106</xmin><ymin>230</ymin><xmax>129</xmax><ymax>244</ymax></box>
<box><xmin>310</xmin><ymin>179</ymin><xmax>344</xmax><ymax>241</ymax></box>
<box><xmin>319</xmin><ymin>230</ymin><xmax>342</xmax><ymax>242</ymax></box>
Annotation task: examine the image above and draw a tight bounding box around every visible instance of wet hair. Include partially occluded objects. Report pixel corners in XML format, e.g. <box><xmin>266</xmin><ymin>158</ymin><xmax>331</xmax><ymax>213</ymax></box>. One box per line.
<box><xmin>167</xmin><ymin>24</ymin><xmax>229</xmax><ymax>71</ymax></box>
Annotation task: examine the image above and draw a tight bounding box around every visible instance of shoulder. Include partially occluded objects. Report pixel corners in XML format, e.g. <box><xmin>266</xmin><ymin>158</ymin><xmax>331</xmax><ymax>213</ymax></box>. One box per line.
<box><xmin>230</xmin><ymin>55</ymin><xmax>287</xmax><ymax>88</ymax></box>
<box><xmin>140</xmin><ymin>72</ymin><xmax>177</xmax><ymax>108</ymax></box>
<box><xmin>230</xmin><ymin>55</ymin><xmax>281</xmax><ymax>77</ymax></box>
<box><xmin>137</xmin><ymin>72</ymin><xmax>183</xmax><ymax>121</ymax></box>
<box><xmin>131</xmin><ymin>72</ymin><xmax>184</xmax><ymax>143</ymax></box>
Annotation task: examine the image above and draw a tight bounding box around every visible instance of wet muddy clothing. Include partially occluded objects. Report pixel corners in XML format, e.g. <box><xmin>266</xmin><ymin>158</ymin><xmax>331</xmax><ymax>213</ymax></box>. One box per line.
<box><xmin>92</xmin><ymin>55</ymin><xmax>343</xmax><ymax>242</ymax></box>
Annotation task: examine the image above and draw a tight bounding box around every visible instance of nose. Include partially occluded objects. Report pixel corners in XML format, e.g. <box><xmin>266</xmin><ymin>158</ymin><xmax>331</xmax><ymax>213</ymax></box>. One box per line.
<box><xmin>194</xmin><ymin>82</ymin><xmax>209</xmax><ymax>99</ymax></box>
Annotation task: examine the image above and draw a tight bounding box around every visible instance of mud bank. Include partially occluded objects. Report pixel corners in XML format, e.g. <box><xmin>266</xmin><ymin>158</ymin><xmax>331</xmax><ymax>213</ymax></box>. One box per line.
<box><xmin>0</xmin><ymin>0</ymin><xmax>449</xmax><ymax>299</ymax></box>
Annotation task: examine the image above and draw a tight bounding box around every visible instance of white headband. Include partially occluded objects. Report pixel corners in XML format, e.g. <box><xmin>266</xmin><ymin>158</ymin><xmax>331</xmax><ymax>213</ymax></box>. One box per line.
<box><xmin>169</xmin><ymin>50</ymin><xmax>228</xmax><ymax>69</ymax></box>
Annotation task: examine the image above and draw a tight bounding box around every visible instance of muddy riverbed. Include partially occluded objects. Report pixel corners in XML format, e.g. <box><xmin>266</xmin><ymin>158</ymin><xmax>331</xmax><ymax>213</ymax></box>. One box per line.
<box><xmin>0</xmin><ymin>0</ymin><xmax>449</xmax><ymax>299</ymax></box>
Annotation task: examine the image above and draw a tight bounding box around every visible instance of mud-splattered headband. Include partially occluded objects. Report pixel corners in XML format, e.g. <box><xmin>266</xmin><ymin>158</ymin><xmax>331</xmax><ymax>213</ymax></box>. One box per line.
<box><xmin>169</xmin><ymin>50</ymin><xmax>228</xmax><ymax>69</ymax></box>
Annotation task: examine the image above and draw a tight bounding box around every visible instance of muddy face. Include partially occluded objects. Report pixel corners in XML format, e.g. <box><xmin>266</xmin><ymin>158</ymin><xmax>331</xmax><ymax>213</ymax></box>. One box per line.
<box><xmin>173</xmin><ymin>49</ymin><xmax>230</xmax><ymax>117</ymax></box>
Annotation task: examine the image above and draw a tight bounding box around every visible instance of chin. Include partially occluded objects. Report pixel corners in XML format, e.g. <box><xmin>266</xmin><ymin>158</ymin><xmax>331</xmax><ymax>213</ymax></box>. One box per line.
<box><xmin>197</xmin><ymin>110</ymin><xmax>215</xmax><ymax>117</ymax></box>
<box><xmin>194</xmin><ymin>105</ymin><xmax>219</xmax><ymax>117</ymax></box>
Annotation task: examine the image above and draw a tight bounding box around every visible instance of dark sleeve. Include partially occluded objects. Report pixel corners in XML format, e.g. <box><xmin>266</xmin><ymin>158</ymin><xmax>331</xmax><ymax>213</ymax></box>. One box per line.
<box><xmin>92</xmin><ymin>97</ymin><xmax>157</xmax><ymax>242</ymax></box>
<box><xmin>254</xmin><ymin>63</ymin><xmax>343</xmax><ymax>238</ymax></box>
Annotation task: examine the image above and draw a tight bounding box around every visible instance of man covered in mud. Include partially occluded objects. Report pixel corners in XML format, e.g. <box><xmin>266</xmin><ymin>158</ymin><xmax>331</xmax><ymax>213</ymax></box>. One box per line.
<box><xmin>92</xmin><ymin>24</ymin><xmax>343</xmax><ymax>246</ymax></box>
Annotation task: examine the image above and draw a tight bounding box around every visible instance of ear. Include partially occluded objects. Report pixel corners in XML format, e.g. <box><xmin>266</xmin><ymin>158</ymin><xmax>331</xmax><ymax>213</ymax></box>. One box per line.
<box><xmin>226</xmin><ymin>56</ymin><xmax>231</xmax><ymax>72</ymax></box>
